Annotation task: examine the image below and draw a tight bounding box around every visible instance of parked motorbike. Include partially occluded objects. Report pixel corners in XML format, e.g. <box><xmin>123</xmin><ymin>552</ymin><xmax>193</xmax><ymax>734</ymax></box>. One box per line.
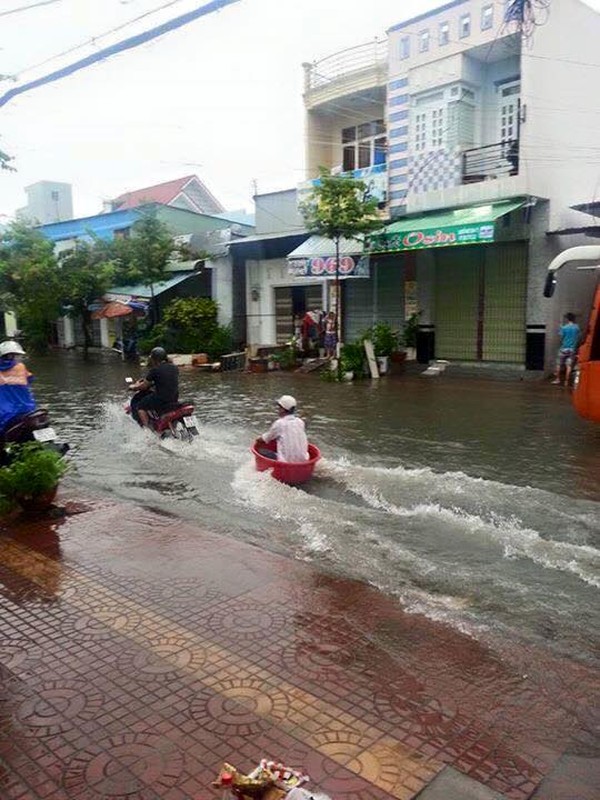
<box><xmin>124</xmin><ymin>379</ymin><xmax>199</xmax><ymax>442</ymax></box>
<box><xmin>0</xmin><ymin>409</ymin><xmax>70</xmax><ymax>466</ymax></box>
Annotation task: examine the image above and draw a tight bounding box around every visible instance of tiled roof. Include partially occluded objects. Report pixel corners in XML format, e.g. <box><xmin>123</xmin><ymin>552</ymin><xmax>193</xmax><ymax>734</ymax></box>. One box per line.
<box><xmin>111</xmin><ymin>175</ymin><xmax>196</xmax><ymax>210</ymax></box>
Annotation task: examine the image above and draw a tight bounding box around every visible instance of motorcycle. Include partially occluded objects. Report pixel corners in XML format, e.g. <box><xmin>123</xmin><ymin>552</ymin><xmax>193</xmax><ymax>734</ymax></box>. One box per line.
<box><xmin>124</xmin><ymin>378</ymin><xmax>200</xmax><ymax>442</ymax></box>
<box><xmin>0</xmin><ymin>409</ymin><xmax>70</xmax><ymax>466</ymax></box>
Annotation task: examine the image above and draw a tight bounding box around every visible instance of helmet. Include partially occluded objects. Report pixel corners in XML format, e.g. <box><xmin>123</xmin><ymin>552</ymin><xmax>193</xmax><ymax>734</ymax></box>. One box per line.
<box><xmin>277</xmin><ymin>394</ymin><xmax>296</xmax><ymax>412</ymax></box>
<box><xmin>0</xmin><ymin>340</ymin><xmax>26</xmax><ymax>358</ymax></box>
<box><xmin>149</xmin><ymin>346</ymin><xmax>167</xmax><ymax>362</ymax></box>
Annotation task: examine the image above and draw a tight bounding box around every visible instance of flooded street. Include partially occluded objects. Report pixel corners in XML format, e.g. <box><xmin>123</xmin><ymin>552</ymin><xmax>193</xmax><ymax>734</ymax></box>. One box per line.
<box><xmin>32</xmin><ymin>352</ymin><xmax>600</xmax><ymax>665</ymax></box>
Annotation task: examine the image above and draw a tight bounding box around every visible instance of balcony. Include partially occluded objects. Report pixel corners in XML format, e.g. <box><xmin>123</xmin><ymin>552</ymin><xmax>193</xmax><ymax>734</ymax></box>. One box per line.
<box><xmin>303</xmin><ymin>40</ymin><xmax>387</xmax><ymax>109</ymax></box>
<box><xmin>462</xmin><ymin>140</ymin><xmax>519</xmax><ymax>184</ymax></box>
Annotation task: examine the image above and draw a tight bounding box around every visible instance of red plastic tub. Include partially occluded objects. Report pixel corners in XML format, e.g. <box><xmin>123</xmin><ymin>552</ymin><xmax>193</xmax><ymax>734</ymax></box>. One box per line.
<box><xmin>251</xmin><ymin>438</ymin><xmax>321</xmax><ymax>485</ymax></box>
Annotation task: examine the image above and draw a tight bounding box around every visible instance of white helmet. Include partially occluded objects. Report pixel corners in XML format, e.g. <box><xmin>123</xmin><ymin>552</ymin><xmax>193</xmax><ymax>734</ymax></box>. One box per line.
<box><xmin>0</xmin><ymin>340</ymin><xmax>25</xmax><ymax>358</ymax></box>
<box><xmin>277</xmin><ymin>394</ymin><xmax>296</xmax><ymax>412</ymax></box>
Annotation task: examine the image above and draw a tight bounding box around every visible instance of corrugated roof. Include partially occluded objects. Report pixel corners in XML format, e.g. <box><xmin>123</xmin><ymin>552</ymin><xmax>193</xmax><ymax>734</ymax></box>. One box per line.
<box><xmin>287</xmin><ymin>234</ymin><xmax>365</xmax><ymax>259</ymax></box>
<box><xmin>106</xmin><ymin>272</ymin><xmax>194</xmax><ymax>300</ymax></box>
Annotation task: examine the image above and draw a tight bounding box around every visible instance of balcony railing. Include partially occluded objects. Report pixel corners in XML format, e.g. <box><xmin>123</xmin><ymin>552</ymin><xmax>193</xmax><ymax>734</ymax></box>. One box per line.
<box><xmin>462</xmin><ymin>140</ymin><xmax>519</xmax><ymax>184</ymax></box>
<box><xmin>303</xmin><ymin>40</ymin><xmax>387</xmax><ymax>92</ymax></box>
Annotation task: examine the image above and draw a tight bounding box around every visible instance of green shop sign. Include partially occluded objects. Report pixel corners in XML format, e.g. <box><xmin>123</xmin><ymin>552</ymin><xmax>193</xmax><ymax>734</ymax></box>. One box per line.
<box><xmin>370</xmin><ymin>223</ymin><xmax>495</xmax><ymax>252</ymax></box>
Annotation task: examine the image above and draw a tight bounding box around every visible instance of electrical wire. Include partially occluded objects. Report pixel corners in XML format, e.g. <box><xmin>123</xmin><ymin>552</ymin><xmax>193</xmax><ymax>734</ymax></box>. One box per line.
<box><xmin>0</xmin><ymin>0</ymin><xmax>241</xmax><ymax>110</ymax></box>
<box><xmin>0</xmin><ymin>0</ymin><xmax>61</xmax><ymax>18</ymax></box>
<box><xmin>14</xmin><ymin>0</ymin><xmax>188</xmax><ymax>79</ymax></box>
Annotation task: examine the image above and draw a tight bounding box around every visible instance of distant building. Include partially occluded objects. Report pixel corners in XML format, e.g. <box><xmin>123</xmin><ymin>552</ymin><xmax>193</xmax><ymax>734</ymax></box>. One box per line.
<box><xmin>16</xmin><ymin>181</ymin><xmax>73</xmax><ymax>224</ymax></box>
<box><xmin>108</xmin><ymin>174</ymin><xmax>224</xmax><ymax>216</ymax></box>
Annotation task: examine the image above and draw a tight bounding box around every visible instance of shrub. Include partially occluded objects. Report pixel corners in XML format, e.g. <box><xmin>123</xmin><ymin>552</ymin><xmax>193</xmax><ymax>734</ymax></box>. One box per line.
<box><xmin>362</xmin><ymin>322</ymin><xmax>400</xmax><ymax>357</ymax></box>
<box><xmin>402</xmin><ymin>311</ymin><xmax>421</xmax><ymax>348</ymax></box>
<box><xmin>340</xmin><ymin>341</ymin><xmax>366</xmax><ymax>376</ymax></box>
<box><xmin>0</xmin><ymin>442</ymin><xmax>67</xmax><ymax>507</ymax></box>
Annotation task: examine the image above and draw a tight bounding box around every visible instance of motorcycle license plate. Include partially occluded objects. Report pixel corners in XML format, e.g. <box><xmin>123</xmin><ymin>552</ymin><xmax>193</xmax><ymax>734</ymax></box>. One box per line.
<box><xmin>183</xmin><ymin>415</ymin><xmax>198</xmax><ymax>429</ymax></box>
<box><xmin>33</xmin><ymin>427</ymin><xmax>57</xmax><ymax>442</ymax></box>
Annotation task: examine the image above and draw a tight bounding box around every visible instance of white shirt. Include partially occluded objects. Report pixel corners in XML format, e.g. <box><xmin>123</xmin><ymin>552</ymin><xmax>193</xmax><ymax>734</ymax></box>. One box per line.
<box><xmin>262</xmin><ymin>414</ymin><xmax>308</xmax><ymax>462</ymax></box>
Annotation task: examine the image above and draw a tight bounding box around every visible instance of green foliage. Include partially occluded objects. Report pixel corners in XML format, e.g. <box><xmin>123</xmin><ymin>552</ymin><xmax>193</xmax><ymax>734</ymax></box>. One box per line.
<box><xmin>362</xmin><ymin>322</ymin><xmax>400</xmax><ymax>357</ymax></box>
<box><xmin>0</xmin><ymin>443</ymin><xmax>67</xmax><ymax>503</ymax></box>
<box><xmin>0</xmin><ymin>146</ymin><xmax>15</xmax><ymax>172</ymax></box>
<box><xmin>113</xmin><ymin>207</ymin><xmax>174</xmax><ymax>287</ymax></box>
<box><xmin>138</xmin><ymin>297</ymin><xmax>232</xmax><ymax>360</ymax></box>
<box><xmin>340</xmin><ymin>341</ymin><xmax>366</xmax><ymax>376</ymax></box>
<box><xmin>0</xmin><ymin>221</ymin><xmax>62</xmax><ymax>352</ymax></box>
<box><xmin>402</xmin><ymin>311</ymin><xmax>421</xmax><ymax>348</ymax></box>
<box><xmin>300</xmin><ymin>167</ymin><xmax>382</xmax><ymax>245</ymax></box>
<box><xmin>59</xmin><ymin>240</ymin><xmax>117</xmax><ymax>351</ymax></box>
<box><xmin>270</xmin><ymin>345</ymin><xmax>299</xmax><ymax>370</ymax></box>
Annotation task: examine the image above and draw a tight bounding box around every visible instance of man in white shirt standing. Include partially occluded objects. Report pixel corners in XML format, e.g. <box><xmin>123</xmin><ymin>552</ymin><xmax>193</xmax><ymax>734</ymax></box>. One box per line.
<box><xmin>257</xmin><ymin>395</ymin><xmax>308</xmax><ymax>462</ymax></box>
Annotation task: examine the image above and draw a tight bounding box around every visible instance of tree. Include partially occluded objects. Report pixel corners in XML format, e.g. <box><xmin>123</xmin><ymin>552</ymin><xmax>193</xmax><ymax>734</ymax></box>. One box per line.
<box><xmin>114</xmin><ymin>207</ymin><xmax>175</xmax><ymax>324</ymax></box>
<box><xmin>0</xmin><ymin>221</ymin><xmax>61</xmax><ymax>352</ymax></box>
<box><xmin>0</xmin><ymin>146</ymin><xmax>15</xmax><ymax>172</ymax></box>
<box><xmin>60</xmin><ymin>240</ymin><xmax>117</xmax><ymax>356</ymax></box>
<box><xmin>300</xmin><ymin>168</ymin><xmax>381</xmax><ymax>374</ymax></box>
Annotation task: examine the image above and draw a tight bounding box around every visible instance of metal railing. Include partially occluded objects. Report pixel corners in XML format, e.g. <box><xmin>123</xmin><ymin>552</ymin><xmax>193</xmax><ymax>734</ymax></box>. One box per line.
<box><xmin>462</xmin><ymin>140</ymin><xmax>519</xmax><ymax>184</ymax></box>
<box><xmin>303</xmin><ymin>40</ymin><xmax>387</xmax><ymax>92</ymax></box>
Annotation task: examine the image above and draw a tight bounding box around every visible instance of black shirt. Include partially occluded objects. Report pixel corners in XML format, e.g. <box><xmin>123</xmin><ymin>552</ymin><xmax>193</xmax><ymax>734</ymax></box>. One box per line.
<box><xmin>146</xmin><ymin>363</ymin><xmax>179</xmax><ymax>404</ymax></box>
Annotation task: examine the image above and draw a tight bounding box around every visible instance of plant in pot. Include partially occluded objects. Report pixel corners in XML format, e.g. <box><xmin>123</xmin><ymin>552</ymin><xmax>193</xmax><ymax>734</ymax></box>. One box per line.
<box><xmin>0</xmin><ymin>442</ymin><xmax>68</xmax><ymax>517</ymax></box>
<box><xmin>340</xmin><ymin>341</ymin><xmax>367</xmax><ymax>380</ymax></box>
<box><xmin>402</xmin><ymin>311</ymin><xmax>421</xmax><ymax>359</ymax></box>
<box><xmin>363</xmin><ymin>322</ymin><xmax>400</xmax><ymax>374</ymax></box>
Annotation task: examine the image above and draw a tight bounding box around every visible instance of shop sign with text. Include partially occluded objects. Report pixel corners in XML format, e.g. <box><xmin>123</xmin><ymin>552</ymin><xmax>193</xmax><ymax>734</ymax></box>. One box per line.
<box><xmin>370</xmin><ymin>223</ymin><xmax>495</xmax><ymax>252</ymax></box>
<box><xmin>288</xmin><ymin>255</ymin><xmax>369</xmax><ymax>278</ymax></box>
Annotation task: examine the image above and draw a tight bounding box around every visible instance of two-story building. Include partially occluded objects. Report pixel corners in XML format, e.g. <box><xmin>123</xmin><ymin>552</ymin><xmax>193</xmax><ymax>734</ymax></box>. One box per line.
<box><xmin>302</xmin><ymin>0</ymin><xmax>600</xmax><ymax>369</ymax></box>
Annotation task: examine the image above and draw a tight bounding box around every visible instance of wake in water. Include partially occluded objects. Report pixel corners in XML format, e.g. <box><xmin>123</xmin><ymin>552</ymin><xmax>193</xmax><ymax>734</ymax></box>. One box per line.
<box><xmin>71</xmin><ymin>403</ymin><xmax>600</xmax><ymax>661</ymax></box>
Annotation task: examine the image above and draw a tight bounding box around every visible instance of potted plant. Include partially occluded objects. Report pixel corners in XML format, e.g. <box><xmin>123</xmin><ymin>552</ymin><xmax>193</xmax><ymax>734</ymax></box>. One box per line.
<box><xmin>0</xmin><ymin>442</ymin><xmax>68</xmax><ymax>517</ymax></box>
<box><xmin>340</xmin><ymin>341</ymin><xmax>367</xmax><ymax>380</ymax></box>
<box><xmin>402</xmin><ymin>311</ymin><xmax>421</xmax><ymax>361</ymax></box>
<box><xmin>363</xmin><ymin>322</ymin><xmax>400</xmax><ymax>374</ymax></box>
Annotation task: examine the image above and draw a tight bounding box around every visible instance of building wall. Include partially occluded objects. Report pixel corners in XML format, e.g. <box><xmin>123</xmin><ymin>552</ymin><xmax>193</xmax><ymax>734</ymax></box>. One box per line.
<box><xmin>254</xmin><ymin>191</ymin><xmax>304</xmax><ymax>236</ymax></box>
<box><xmin>520</xmin><ymin>0</ymin><xmax>600</xmax><ymax>230</ymax></box>
<box><xmin>20</xmin><ymin>181</ymin><xmax>73</xmax><ymax>224</ymax></box>
<box><xmin>208</xmin><ymin>255</ymin><xmax>233</xmax><ymax>327</ymax></box>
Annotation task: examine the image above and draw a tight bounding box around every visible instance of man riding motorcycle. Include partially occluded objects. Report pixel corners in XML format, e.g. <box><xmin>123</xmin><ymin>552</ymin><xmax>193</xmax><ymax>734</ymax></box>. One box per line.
<box><xmin>129</xmin><ymin>346</ymin><xmax>179</xmax><ymax>428</ymax></box>
<box><xmin>0</xmin><ymin>340</ymin><xmax>37</xmax><ymax>438</ymax></box>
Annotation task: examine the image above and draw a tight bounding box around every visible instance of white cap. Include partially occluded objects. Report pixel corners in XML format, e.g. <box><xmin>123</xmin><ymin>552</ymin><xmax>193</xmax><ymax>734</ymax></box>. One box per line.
<box><xmin>277</xmin><ymin>394</ymin><xmax>296</xmax><ymax>411</ymax></box>
<box><xmin>0</xmin><ymin>340</ymin><xmax>25</xmax><ymax>358</ymax></box>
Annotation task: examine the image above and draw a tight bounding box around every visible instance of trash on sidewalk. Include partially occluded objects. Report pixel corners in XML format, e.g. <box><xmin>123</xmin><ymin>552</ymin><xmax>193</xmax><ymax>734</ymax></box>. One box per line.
<box><xmin>212</xmin><ymin>759</ymin><xmax>330</xmax><ymax>800</ymax></box>
<box><xmin>421</xmin><ymin>359</ymin><xmax>450</xmax><ymax>377</ymax></box>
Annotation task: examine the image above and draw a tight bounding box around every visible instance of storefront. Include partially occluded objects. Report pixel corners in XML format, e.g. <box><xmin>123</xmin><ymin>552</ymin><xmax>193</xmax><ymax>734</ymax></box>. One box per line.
<box><xmin>370</xmin><ymin>198</ymin><xmax>530</xmax><ymax>364</ymax></box>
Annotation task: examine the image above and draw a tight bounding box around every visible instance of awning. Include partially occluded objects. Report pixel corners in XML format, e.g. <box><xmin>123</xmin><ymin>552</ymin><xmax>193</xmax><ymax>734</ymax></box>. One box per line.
<box><xmin>91</xmin><ymin>300</ymin><xmax>148</xmax><ymax>320</ymax></box>
<box><xmin>287</xmin><ymin>234</ymin><xmax>370</xmax><ymax>278</ymax></box>
<box><xmin>368</xmin><ymin>199</ymin><xmax>526</xmax><ymax>254</ymax></box>
<box><xmin>105</xmin><ymin>272</ymin><xmax>195</xmax><ymax>301</ymax></box>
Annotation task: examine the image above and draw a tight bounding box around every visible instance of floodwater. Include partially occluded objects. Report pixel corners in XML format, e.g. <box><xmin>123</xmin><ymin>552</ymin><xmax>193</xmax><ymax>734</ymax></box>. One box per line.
<box><xmin>31</xmin><ymin>351</ymin><xmax>600</xmax><ymax>665</ymax></box>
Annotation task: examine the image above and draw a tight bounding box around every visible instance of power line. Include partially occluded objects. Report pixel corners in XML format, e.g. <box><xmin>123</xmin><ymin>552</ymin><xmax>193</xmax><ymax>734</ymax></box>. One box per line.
<box><xmin>15</xmin><ymin>0</ymin><xmax>187</xmax><ymax>79</ymax></box>
<box><xmin>0</xmin><ymin>0</ymin><xmax>61</xmax><ymax>18</ymax></box>
<box><xmin>0</xmin><ymin>0</ymin><xmax>242</xmax><ymax>109</ymax></box>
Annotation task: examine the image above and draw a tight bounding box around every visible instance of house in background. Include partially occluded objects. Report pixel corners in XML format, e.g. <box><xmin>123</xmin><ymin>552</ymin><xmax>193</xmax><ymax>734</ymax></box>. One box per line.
<box><xmin>16</xmin><ymin>180</ymin><xmax>73</xmax><ymax>224</ymax></box>
<box><xmin>36</xmin><ymin>203</ymin><xmax>253</xmax><ymax>350</ymax></box>
<box><xmin>301</xmin><ymin>0</ymin><xmax>600</xmax><ymax>369</ymax></box>
<box><xmin>107</xmin><ymin>174</ymin><xmax>224</xmax><ymax>216</ymax></box>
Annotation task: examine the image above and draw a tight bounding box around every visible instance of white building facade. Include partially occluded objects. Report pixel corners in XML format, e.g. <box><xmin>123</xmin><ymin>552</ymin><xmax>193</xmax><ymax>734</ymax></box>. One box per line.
<box><xmin>302</xmin><ymin>0</ymin><xmax>600</xmax><ymax>369</ymax></box>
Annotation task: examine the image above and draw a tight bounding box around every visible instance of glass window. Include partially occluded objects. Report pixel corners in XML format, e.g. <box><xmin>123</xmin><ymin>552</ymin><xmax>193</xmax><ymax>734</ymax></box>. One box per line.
<box><xmin>460</xmin><ymin>14</ymin><xmax>471</xmax><ymax>38</ymax></box>
<box><xmin>400</xmin><ymin>36</ymin><xmax>410</xmax><ymax>60</ymax></box>
<box><xmin>358</xmin><ymin>142</ymin><xmax>371</xmax><ymax>169</ymax></box>
<box><xmin>374</xmin><ymin>137</ymin><xmax>387</xmax><ymax>166</ymax></box>
<box><xmin>342</xmin><ymin>126</ymin><xmax>355</xmax><ymax>144</ymax></box>
<box><xmin>342</xmin><ymin>146</ymin><xmax>356</xmax><ymax>172</ymax></box>
<box><xmin>439</xmin><ymin>21</ymin><xmax>450</xmax><ymax>46</ymax></box>
<box><xmin>419</xmin><ymin>30</ymin><xmax>430</xmax><ymax>53</ymax></box>
<box><xmin>51</xmin><ymin>190</ymin><xmax>59</xmax><ymax>201</ymax></box>
<box><xmin>374</xmin><ymin>119</ymin><xmax>386</xmax><ymax>136</ymax></box>
<box><xmin>481</xmin><ymin>5</ymin><xmax>493</xmax><ymax>30</ymax></box>
<box><xmin>358</xmin><ymin>122</ymin><xmax>374</xmax><ymax>139</ymax></box>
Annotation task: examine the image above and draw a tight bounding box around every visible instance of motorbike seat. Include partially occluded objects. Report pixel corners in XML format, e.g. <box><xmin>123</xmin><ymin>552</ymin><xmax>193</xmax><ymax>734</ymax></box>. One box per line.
<box><xmin>158</xmin><ymin>404</ymin><xmax>194</xmax><ymax>424</ymax></box>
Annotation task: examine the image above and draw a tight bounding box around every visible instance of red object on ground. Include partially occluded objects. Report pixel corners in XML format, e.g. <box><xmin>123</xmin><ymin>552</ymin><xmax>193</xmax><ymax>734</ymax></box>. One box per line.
<box><xmin>251</xmin><ymin>438</ymin><xmax>321</xmax><ymax>485</ymax></box>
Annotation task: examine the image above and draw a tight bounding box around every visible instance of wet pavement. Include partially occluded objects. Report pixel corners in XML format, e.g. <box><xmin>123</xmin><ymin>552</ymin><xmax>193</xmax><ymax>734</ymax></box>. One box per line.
<box><xmin>1</xmin><ymin>490</ymin><xmax>598</xmax><ymax>800</ymax></box>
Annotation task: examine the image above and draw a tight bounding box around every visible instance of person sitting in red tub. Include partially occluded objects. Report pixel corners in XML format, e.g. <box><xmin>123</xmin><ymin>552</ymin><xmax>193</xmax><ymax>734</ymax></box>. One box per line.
<box><xmin>256</xmin><ymin>395</ymin><xmax>308</xmax><ymax>462</ymax></box>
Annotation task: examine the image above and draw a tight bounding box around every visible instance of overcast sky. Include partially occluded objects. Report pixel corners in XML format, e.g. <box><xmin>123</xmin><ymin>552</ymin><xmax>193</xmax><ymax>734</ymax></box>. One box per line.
<box><xmin>1</xmin><ymin>0</ymin><xmax>599</xmax><ymax>219</ymax></box>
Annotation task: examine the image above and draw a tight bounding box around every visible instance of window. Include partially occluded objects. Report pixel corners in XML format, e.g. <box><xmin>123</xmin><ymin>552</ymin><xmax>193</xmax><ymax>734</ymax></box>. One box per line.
<box><xmin>481</xmin><ymin>5</ymin><xmax>493</xmax><ymax>30</ymax></box>
<box><xmin>419</xmin><ymin>30</ymin><xmax>430</xmax><ymax>53</ymax></box>
<box><xmin>341</xmin><ymin>120</ymin><xmax>387</xmax><ymax>172</ymax></box>
<box><xmin>415</xmin><ymin>112</ymin><xmax>427</xmax><ymax>152</ymax></box>
<box><xmin>431</xmin><ymin>108</ymin><xmax>445</xmax><ymax>148</ymax></box>
<box><xmin>439</xmin><ymin>21</ymin><xmax>450</xmax><ymax>46</ymax></box>
<box><xmin>400</xmin><ymin>36</ymin><xmax>410</xmax><ymax>59</ymax></box>
<box><xmin>460</xmin><ymin>13</ymin><xmax>471</xmax><ymax>37</ymax></box>
<box><xmin>413</xmin><ymin>100</ymin><xmax>446</xmax><ymax>153</ymax></box>
<box><xmin>51</xmin><ymin>190</ymin><xmax>59</xmax><ymax>201</ymax></box>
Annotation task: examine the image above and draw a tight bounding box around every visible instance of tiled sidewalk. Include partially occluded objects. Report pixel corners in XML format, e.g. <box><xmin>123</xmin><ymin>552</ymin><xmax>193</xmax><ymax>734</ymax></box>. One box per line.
<box><xmin>0</xmin><ymin>492</ymin><xmax>598</xmax><ymax>800</ymax></box>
